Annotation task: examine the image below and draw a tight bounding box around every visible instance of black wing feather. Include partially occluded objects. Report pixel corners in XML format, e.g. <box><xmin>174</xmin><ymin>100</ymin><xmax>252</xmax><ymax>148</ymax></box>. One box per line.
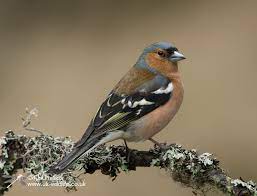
<box><xmin>75</xmin><ymin>75</ymin><xmax>172</xmax><ymax>148</ymax></box>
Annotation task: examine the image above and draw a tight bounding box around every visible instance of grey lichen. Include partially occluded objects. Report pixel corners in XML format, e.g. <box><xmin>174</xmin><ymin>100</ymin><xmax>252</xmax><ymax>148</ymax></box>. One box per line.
<box><xmin>1</xmin><ymin>131</ymin><xmax>257</xmax><ymax>195</ymax></box>
<box><xmin>0</xmin><ymin>130</ymin><xmax>133</xmax><ymax>194</ymax></box>
<box><xmin>151</xmin><ymin>144</ymin><xmax>220</xmax><ymax>192</ymax></box>
<box><xmin>0</xmin><ymin>109</ymin><xmax>257</xmax><ymax>195</ymax></box>
<box><xmin>229</xmin><ymin>179</ymin><xmax>257</xmax><ymax>195</ymax></box>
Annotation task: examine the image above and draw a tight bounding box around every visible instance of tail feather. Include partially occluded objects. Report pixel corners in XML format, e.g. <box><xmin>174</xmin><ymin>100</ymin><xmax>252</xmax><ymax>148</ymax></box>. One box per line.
<box><xmin>48</xmin><ymin>130</ymin><xmax>120</xmax><ymax>174</ymax></box>
<box><xmin>48</xmin><ymin>140</ymin><xmax>97</xmax><ymax>174</ymax></box>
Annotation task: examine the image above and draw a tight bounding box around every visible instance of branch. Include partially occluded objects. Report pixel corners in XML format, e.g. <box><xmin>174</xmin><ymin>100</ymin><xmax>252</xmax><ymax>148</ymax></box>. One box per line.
<box><xmin>0</xmin><ymin>109</ymin><xmax>257</xmax><ymax>196</ymax></box>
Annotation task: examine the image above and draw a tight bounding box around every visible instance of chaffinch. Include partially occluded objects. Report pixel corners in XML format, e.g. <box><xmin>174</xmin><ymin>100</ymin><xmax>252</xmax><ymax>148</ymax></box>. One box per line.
<box><xmin>50</xmin><ymin>42</ymin><xmax>185</xmax><ymax>173</ymax></box>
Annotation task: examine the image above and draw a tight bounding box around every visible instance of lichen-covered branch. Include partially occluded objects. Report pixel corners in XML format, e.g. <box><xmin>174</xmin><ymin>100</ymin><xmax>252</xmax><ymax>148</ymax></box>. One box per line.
<box><xmin>0</xmin><ymin>109</ymin><xmax>256</xmax><ymax>195</ymax></box>
<box><xmin>0</xmin><ymin>131</ymin><xmax>256</xmax><ymax>196</ymax></box>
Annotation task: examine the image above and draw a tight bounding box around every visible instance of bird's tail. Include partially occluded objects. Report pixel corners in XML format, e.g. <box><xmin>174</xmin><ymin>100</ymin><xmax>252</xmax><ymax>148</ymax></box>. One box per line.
<box><xmin>48</xmin><ymin>139</ymin><xmax>98</xmax><ymax>174</ymax></box>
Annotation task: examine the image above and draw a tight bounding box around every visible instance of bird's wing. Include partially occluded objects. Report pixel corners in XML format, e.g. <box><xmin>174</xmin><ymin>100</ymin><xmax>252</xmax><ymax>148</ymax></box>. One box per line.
<box><xmin>75</xmin><ymin>74</ymin><xmax>173</xmax><ymax>148</ymax></box>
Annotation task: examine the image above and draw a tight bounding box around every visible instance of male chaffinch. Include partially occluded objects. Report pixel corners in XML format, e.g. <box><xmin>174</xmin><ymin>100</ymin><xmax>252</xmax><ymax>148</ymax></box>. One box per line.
<box><xmin>50</xmin><ymin>42</ymin><xmax>185</xmax><ymax>173</ymax></box>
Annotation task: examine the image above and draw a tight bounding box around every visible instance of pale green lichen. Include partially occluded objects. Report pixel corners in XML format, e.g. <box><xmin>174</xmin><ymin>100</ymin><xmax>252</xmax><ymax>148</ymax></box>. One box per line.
<box><xmin>22</xmin><ymin>134</ymin><xmax>80</xmax><ymax>191</ymax></box>
<box><xmin>0</xmin><ymin>138</ymin><xmax>7</xmax><ymax>146</ymax></box>
<box><xmin>199</xmin><ymin>153</ymin><xmax>213</xmax><ymax>166</ymax></box>
<box><xmin>1</xmin><ymin>131</ymin><xmax>257</xmax><ymax>196</ymax></box>
<box><xmin>163</xmin><ymin>149</ymin><xmax>185</xmax><ymax>161</ymax></box>
<box><xmin>0</xmin><ymin>129</ymin><xmax>128</xmax><ymax>193</ymax></box>
<box><xmin>149</xmin><ymin>144</ymin><xmax>220</xmax><ymax>194</ymax></box>
<box><xmin>231</xmin><ymin>179</ymin><xmax>257</xmax><ymax>194</ymax></box>
<box><xmin>1</xmin><ymin>108</ymin><xmax>257</xmax><ymax>195</ymax></box>
<box><xmin>0</xmin><ymin>160</ymin><xmax>5</xmax><ymax>169</ymax></box>
<box><xmin>21</xmin><ymin>133</ymin><xmax>128</xmax><ymax>190</ymax></box>
<box><xmin>159</xmin><ymin>145</ymin><xmax>216</xmax><ymax>176</ymax></box>
<box><xmin>151</xmin><ymin>158</ymin><xmax>161</xmax><ymax>166</ymax></box>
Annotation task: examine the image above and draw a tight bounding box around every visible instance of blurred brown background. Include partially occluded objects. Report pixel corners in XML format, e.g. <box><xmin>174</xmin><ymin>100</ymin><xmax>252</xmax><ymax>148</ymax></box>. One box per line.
<box><xmin>1</xmin><ymin>0</ymin><xmax>257</xmax><ymax>195</ymax></box>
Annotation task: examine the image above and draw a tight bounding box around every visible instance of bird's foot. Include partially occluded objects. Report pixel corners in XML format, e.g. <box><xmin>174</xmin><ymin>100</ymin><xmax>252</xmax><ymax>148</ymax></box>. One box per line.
<box><xmin>149</xmin><ymin>138</ymin><xmax>174</xmax><ymax>151</ymax></box>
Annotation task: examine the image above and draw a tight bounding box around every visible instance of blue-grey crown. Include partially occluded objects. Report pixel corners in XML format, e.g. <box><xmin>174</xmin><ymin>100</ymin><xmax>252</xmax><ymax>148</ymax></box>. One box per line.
<box><xmin>144</xmin><ymin>42</ymin><xmax>176</xmax><ymax>53</ymax></box>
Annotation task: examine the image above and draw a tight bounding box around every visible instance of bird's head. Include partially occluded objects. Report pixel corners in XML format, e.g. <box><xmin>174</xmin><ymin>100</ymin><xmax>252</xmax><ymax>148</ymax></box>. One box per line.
<box><xmin>136</xmin><ymin>42</ymin><xmax>185</xmax><ymax>76</ymax></box>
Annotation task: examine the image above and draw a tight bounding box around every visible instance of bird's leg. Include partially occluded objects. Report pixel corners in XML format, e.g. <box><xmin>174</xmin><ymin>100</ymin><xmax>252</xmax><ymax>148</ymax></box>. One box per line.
<box><xmin>149</xmin><ymin>138</ymin><xmax>162</xmax><ymax>146</ymax></box>
<box><xmin>149</xmin><ymin>138</ymin><xmax>174</xmax><ymax>150</ymax></box>
<box><xmin>123</xmin><ymin>139</ymin><xmax>131</xmax><ymax>162</ymax></box>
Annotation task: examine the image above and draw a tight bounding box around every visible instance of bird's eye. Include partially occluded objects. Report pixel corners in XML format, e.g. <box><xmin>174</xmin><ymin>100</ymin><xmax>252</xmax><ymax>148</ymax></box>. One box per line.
<box><xmin>157</xmin><ymin>50</ymin><xmax>165</xmax><ymax>57</ymax></box>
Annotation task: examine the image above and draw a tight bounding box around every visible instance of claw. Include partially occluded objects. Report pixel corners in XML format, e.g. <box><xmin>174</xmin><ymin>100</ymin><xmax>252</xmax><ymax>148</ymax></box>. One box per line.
<box><xmin>149</xmin><ymin>138</ymin><xmax>174</xmax><ymax>151</ymax></box>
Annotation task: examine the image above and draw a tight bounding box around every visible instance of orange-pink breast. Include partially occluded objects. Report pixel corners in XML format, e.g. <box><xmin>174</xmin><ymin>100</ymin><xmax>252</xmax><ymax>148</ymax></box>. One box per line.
<box><xmin>124</xmin><ymin>79</ymin><xmax>184</xmax><ymax>142</ymax></box>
